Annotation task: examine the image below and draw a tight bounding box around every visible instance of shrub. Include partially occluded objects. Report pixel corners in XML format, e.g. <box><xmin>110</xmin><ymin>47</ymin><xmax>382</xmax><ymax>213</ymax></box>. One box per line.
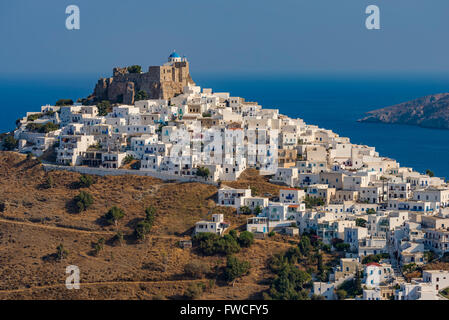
<box><xmin>135</xmin><ymin>206</ymin><xmax>156</xmax><ymax>240</ymax></box>
<box><xmin>26</xmin><ymin>122</ymin><xmax>59</xmax><ymax>133</ymax></box>
<box><xmin>104</xmin><ymin>206</ymin><xmax>125</xmax><ymax>226</ymax></box>
<box><xmin>79</xmin><ymin>174</ymin><xmax>94</xmax><ymax>188</ymax></box>
<box><xmin>27</xmin><ymin>113</ymin><xmax>43</xmax><ymax>121</ymax></box>
<box><xmin>42</xmin><ymin>176</ymin><xmax>54</xmax><ymax>190</ymax></box>
<box><xmin>355</xmin><ymin>218</ymin><xmax>367</xmax><ymax>227</ymax></box>
<box><xmin>134</xmin><ymin>90</ymin><xmax>148</xmax><ymax>101</ymax></box>
<box><xmin>238</xmin><ymin>231</ymin><xmax>254</xmax><ymax>248</ymax></box>
<box><xmin>55</xmin><ymin>99</ymin><xmax>73</xmax><ymax>106</ymax></box>
<box><xmin>335</xmin><ymin>243</ymin><xmax>350</xmax><ymax>252</ymax></box>
<box><xmin>304</xmin><ymin>195</ymin><xmax>324</xmax><ymax>208</ymax></box>
<box><xmin>111</xmin><ymin>231</ymin><xmax>124</xmax><ymax>246</ymax></box>
<box><xmin>56</xmin><ymin>243</ymin><xmax>68</xmax><ymax>261</ymax></box>
<box><xmin>196</xmin><ymin>167</ymin><xmax>210</xmax><ymax>179</ymax></box>
<box><xmin>362</xmin><ymin>253</ymin><xmax>390</xmax><ymax>264</ymax></box>
<box><xmin>74</xmin><ymin>191</ymin><xmax>93</xmax><ymax>212</ymax></box>
<box><xmin>298</xmin><ymin>235</ymin><xmax>312</xmax><ymax>257</ymax></box>
<box><xmin>223</xmin><ymin>255</ymin><xmax>251</xmax><ymax>285</ymax></box>
<box><xmin>145</xmin><ymin>206</ymin><xmax>156</xmax><ymax>225</ymax></box>
<box><xmin>127</xmin><ymin>65</ymin><xmax>142</xmax><ymax>74</ymax></box>
<box><xmin>365</xmin><ymin>208</ymin><xmax>376</xmax><ymax>215</ymax></box>
<box><xmin>184</xmin><ymin>282</ymin><xmax>205</xmax><ymax>300</ymax></box>
<box><xmin>239</xmin><ymin>206</ymin><xmax>251</xmax><ymax>215</ymax></box>
<box><xmin>266</xmin><ymin>264</ymin><xmax>311</xmax><ymax>300</ymax></box>
<box><xmin>426</xmin><ymin>169</ymin><xmax>435</xmax><ymax>177</ymax></box>
<box><xmin>184</xmin><ymin>261</ymin><xmax>209</xmax><ymax>279</ymax></box>
<box><xmin>123</xmin><ymin>154</ymin><xmax>134</xmax><ymax>164</ymax></box>
<box><xmin>402</xmin><ymin>263</ymin><xmax>418</xmax><ymax>274</ymax></box>
<box><xmin>336</xmin><ymin>272</ymin><xmax>363</xmax><ymax>298</ymax></box>
<box><xmin>97</xmin><ymin>100</ymin><xmax>112</xmax><ymax>116</ymax></box>
<box><xmin>2</xmin><ymin>135</ymin><xmax>17</xmax><ymax>150</ymax></box>
<box><xmin>135</xmin><ymin>220</ymin><xmax>152</xmax><ymax>240</ymax></box>
<box><xmin>93</xmin><ymin>238</ymin><xmax>105</xmax><ymax>256</ymax></box>
<box><xmin>193</xmin><ymin>233</ymin><xmax>240</xmax><ymax>256</ymax></box>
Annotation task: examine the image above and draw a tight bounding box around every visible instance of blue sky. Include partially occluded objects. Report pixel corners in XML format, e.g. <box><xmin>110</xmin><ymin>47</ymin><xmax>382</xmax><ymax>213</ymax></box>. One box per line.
<box><xmin>1</xmin><ymin>0</ymin><xmax>449</xmax><ymax>75</ymax></box>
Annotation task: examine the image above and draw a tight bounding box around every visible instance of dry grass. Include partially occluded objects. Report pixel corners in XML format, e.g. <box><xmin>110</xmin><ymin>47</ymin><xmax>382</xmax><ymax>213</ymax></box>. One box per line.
<box><xmin>0</xmin><ymin>152</ymin><xmax>297</xmax><ymax>300</ymax></box>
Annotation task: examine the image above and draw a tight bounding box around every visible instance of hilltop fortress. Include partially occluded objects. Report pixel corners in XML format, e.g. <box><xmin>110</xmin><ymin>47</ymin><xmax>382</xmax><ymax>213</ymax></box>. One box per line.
<box><xmin>86</xmin><ymin>51</ymin><xmax>195</xmax><ymax>105</ymax></box>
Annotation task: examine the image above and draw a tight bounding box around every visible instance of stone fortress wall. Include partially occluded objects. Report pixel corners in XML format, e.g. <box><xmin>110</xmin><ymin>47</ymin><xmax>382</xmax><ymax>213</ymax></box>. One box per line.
<box><xmin>89</xmin><ymin>53</ymin><xmax>195</xmax><ymax>105</ymax></box>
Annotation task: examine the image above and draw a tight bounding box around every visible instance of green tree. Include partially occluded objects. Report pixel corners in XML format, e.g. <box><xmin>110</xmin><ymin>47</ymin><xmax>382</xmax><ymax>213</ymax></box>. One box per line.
<box><xmin>196</xmin><ymin>167</ymin><xmax>210</xmax><ymax>180</ymax></box>
<box><xmin>254</xmin><ymin>205</ymin><xmax>262</xmax><ymax>215</ymax></box>
<box><xmin>74</xmin><ymin>191</ymin><xmax>94</xmax><ymax>212</ymax></box>
<box><xmin>127</xmin><ymin>65</ymin><xmax>142</xmax><ymax>74</ymax></box>
<box><xmin>93</xmin><ymin>238</ymin><xmax>105</xmax><ymax>256</ymax></box>
<box><xmin>362</xmin><ymin>253</ymin><xmax>390</xmax><ymax>264</ymax></box>
<box><xmin>402</xmin><ymin>263</ymin><xmax>418</xmax><ymax>274</ymax></box>
<box><xmin>229</xmin><ymin>229</ymin><xmax>238</xmax><ymax>239</ymax></box>
<box><xmin>145</xmin><ymin>206</ymin><xmax>156</xmax><ymax>225</ymax></box>
<box><xmin>111</xmin><ymin>231</ymin><xmax>124</xmax><ymax>246</ymax></box>
<box><xmin>2</xmin><ymin>135</ymin><xmax>17</xmax><ymax>150</ymax></box>
<box><xmin>223</xmin><ymin>255</ymin><xmax>251</xmax><ymax>285</ymax></box>
<box><xmin>355</xmin><ymin>218</ymin><xmax>367</xmax><ymax>227</ymax></box>
<box><xmin>335</xmin><ymin>242</ymin><xmax>350</xmax><ymax>252</ymax></box>
<box><xmin>304</xmin><ymin>195</ymin><xmax>324</xmax><ymax>208</ymax></box>
<box><xmin>193</xmin><ymin>232</ymin><xmax>240</xmax><ymax>256</ymax></box>
<box><xmin>298</xmin><ymin>235</ymin><xmax>312</xmax><ymax>257</ymax></box>
<box><xmin>134</xmin><ymin>90</ymin><xmax>149</xmax><ymax>101</ymax></box>
<box><xmin>55</xmin><ymin>99</ymin><xmax>73</xmax><ymax>106</ymax></box>
<box><xmin>426</xmin><ymin>169</ymin><xmax>435</xmax><ymax>177</ymax></box>
<box><xmin>135</xmin><ymin>220</ymin><xmax>152</xmax><ymax>240</ymax></box>
<box><xmin>238</xmin><ymin>231</ymin><xmax>254</xmax><ymax>248</ymax></box>
<box><xmin>79</xmin><ymin>174</ymin><xmax>94</xmax><ymax>188</ymax></box>
<box><xmin>267</xmin><ymin>264</ymin><xmax>312</xmax><ymax>300</ymax></box>
<box><xmin>26</xmin><ymin>122</ymin><xmax>59</xmax><ymax>133</ymax></box>
<box><xmin>56</xmin><ymin>243</ymin><xmax>68</xmax><ymax>261</ymax></box>
<box><xmin>27</xmin><ymin>113</ymin><xmax>43</xmax><ymax>121</ymax></box>
<box><xmin>135</xmin><ymin>206</ymin><xmax>156</xmax><ymax>240</ymax></box>
<box><xmin>123</xmin><ymin>154</ymin><xmax>135</xmax><ymax>165</ymax></box>
<box><xmin>239</xmin><ymin>205</ymin><xmax>251</xmax><ymax>215</ymax></box>
<box><xmin>96</xmin><ymin>100</ymin><xmax>112</xmax><ymax>116</ymax></box>
<box><xmin>104</xmin><ymin>206</ymin><xmax>125</xmax><ymax>226</ymax></box>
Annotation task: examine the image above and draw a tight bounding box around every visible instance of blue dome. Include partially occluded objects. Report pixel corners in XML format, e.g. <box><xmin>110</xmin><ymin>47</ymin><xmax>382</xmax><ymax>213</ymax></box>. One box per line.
<box><xmin>169</xmin><ymin>51</ymin><xmax>180</xmax><ymax>58</ymax></box>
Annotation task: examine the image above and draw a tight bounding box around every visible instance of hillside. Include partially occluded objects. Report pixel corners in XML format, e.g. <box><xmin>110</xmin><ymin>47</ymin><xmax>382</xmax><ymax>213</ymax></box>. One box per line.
<box><xmin>0</xmin><ymin>151</ymin><xmax>320</xmax><ymax>300</ymax></box>
<box><xmin>358</xmin><ymin>93</ymin><xmax>449</xmax><ymax>129</ymax></box>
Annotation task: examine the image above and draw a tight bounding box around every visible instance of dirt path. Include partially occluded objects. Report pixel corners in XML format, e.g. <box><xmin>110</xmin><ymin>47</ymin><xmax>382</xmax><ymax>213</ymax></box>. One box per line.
<box><xmin>0</xmin><ymin>217</ymin><xmax>114</xmax><ymax>235</ymax></box>
<box><xmin>0</xmin><ymin>279</ymin><xmax>206</xmax><ymax>295</ymax></box>
<box><xmin>0</xmin><ymin>217</ymin><xmax>188</xmax><ymax>241</ymax></box>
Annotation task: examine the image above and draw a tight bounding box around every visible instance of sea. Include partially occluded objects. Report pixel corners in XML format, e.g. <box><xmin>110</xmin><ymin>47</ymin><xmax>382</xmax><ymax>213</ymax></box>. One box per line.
<box><xmin>1</xmin><ymin>72</ymin><xmax>449</xmax><ymax>180</ymax></box>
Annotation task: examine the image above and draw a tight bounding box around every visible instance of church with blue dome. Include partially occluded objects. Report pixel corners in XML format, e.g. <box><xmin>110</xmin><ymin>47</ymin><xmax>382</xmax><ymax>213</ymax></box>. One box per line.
<box><xmin>168</xmin><ymin>50</ymin><xmax>186</xmax><ymax>64</ymax></box>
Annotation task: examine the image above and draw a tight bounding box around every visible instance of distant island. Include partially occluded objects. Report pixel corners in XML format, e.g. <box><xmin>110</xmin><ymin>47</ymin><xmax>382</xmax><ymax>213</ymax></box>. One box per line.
<box><xmin>358</xmin><ymin>93</ymin><xmax>449</xmax><ymax>129</ymax></box>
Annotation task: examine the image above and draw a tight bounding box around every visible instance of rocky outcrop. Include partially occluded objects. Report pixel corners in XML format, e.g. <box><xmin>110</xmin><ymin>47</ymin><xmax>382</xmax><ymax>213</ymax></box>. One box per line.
<box><xmin>86</xmin><ymin>61</ymin><xmax>195</xmax><ymax>105</ymax></box>
<box><xmin>358</xmin><ymin>93</ymin><xmax>449</xmax><ymax>129</ymax></box>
